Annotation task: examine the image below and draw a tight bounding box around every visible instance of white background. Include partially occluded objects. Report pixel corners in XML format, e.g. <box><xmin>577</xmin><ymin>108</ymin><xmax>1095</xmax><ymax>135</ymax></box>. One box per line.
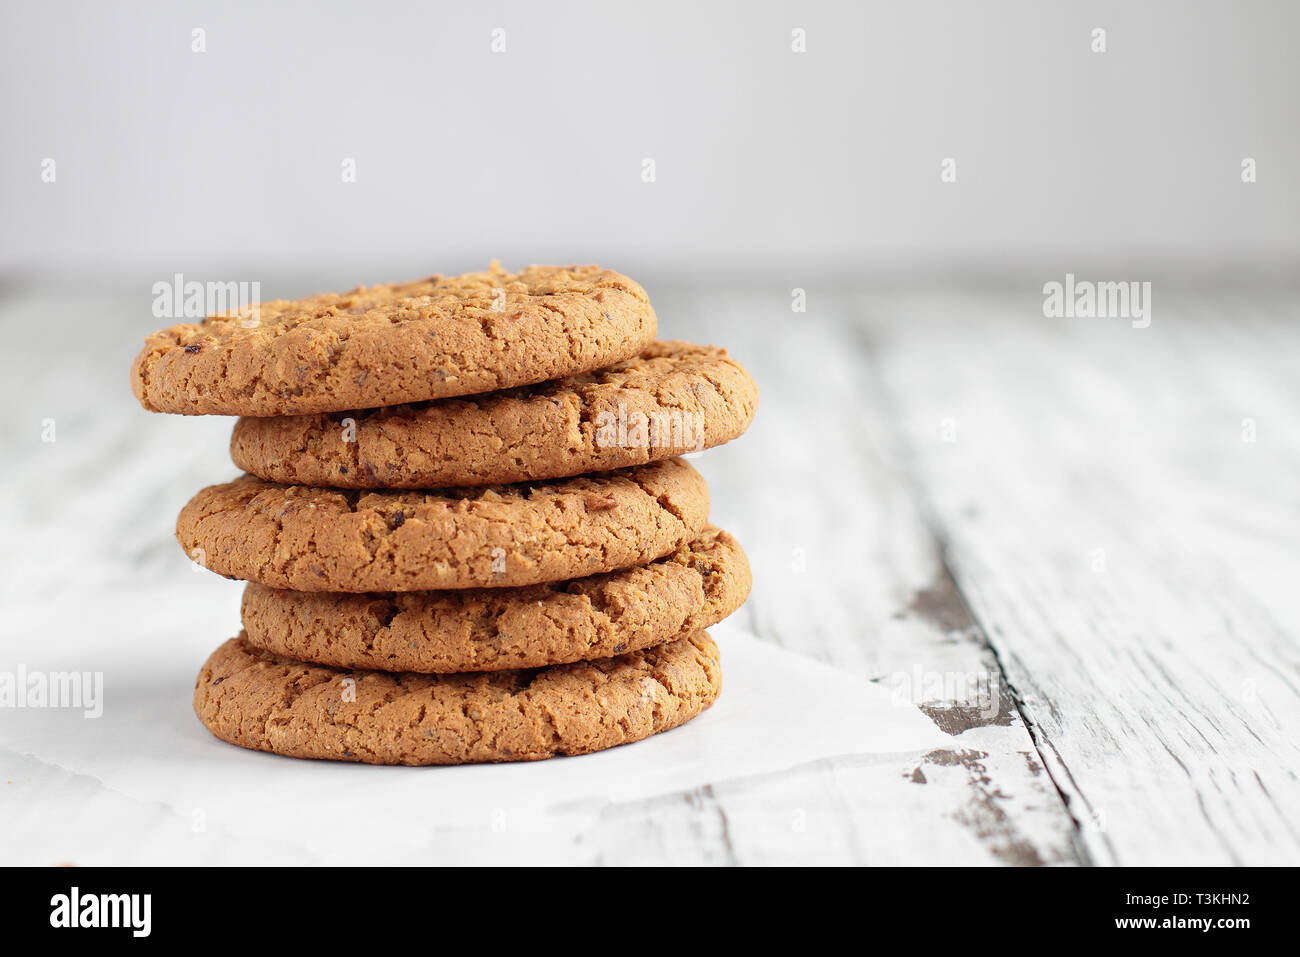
<box><xmin>2</xmin><ymin>0</ymin><xmax>1298</xmax><ymax>289</ymax></box>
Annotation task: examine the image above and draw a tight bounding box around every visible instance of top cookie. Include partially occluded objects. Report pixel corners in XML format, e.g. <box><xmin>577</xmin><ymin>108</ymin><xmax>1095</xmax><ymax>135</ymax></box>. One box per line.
<box><xmin>229</xmin><ymin>341</ymin><xmax>759</xmax><ymax>488</ymax></box>
<box><xmin>130</xmin><ymin>263</ymin><xmax>656</xmax><ymax>416</ymax></box>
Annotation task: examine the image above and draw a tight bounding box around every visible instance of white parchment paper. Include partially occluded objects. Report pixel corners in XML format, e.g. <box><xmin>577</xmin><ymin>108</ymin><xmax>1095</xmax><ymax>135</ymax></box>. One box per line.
<box><xmin>1</xmin><ymin>582</ymin><xmax>951</xmax><ymax>864</ymax></box>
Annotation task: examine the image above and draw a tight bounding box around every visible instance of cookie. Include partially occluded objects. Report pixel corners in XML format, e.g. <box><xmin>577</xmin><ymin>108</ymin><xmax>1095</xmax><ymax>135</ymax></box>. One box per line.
<box><xmin>228</xmin><ymin>341</ymin><xmax>758</xmax><ymax>488</ymax></box>
<box><xmin>131</xmin><ymin>263</ymin><xmax>656</xmax><ymax>417</ymax></box>
<box><xmin>194</xmin><ymin>631</ymin><xmax>722</xmax><ymax>765</ymax></box>
<box><xmin>240</xmin><ymin>525</ymin><xmax>749</xmax><ymax>672</ymax></box>
<box><xmin>177</xmin><ymin>458</ymin><xmax>709</xmax><ymax>592</ymax></box>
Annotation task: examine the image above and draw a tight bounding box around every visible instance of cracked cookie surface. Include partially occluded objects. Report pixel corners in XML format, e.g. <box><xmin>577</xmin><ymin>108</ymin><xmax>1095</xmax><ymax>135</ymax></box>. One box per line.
<box><xmin>241</xmin><ymin>525</ymin><xmax>749</xmax><ymax>672</ymax></box>
<box><xmin>229</xmin><ymin>341</ymin><xmax>758</xmax><ymax>488</ymax></box>
<box><xmin>131</xmin><ymin>263</ymin><xmax>656</xmax><ymax>416</ymax></box>
<box><xmin>177</xmin><ymin>458</ymin><xmax>709</xmax><ymax>592</ymax></box>
<box><xmin>194</xmin><ymin>630</ymin><xmax>722</xmax><ymax>765</ymax></box>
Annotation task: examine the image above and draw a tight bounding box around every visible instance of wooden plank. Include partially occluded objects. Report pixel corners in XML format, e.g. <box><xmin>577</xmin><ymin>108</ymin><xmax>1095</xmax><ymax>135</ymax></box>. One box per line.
<box><xmin>863</xmin><ymin>287</ymin><xmax>1300</xmax><ymax>865</ymax></box>
<box><xmin>653</xmin><ymin>290</ymin><xmax>1084</xmax><ymax>864</ymax></box>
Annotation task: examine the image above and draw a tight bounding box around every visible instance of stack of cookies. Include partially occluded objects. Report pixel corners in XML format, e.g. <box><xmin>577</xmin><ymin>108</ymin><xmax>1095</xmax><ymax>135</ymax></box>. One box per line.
<box><xmin>130</xmin><ymin>264</ymin><xmax>758</xmax><ymax>765</ymax></box>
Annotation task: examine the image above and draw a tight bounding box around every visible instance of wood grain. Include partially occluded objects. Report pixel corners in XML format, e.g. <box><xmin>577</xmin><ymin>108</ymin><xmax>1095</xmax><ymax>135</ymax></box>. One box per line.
<box><xmin>858</xmin><ymin>287</ymin><xmax>1300</xmax><ymax>865</ymax></box>
<box><xmin>674</xmin><ymin>289</ymin><xmax>1084</xmax><ymax>865</ymax></box>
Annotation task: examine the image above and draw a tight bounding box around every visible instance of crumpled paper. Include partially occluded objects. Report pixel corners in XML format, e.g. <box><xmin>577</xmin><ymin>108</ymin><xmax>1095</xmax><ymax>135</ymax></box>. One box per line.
<box><xmin>1</xmin><ymin>582</ymin><xmax>951</xmax><ymax>863</ymax></box>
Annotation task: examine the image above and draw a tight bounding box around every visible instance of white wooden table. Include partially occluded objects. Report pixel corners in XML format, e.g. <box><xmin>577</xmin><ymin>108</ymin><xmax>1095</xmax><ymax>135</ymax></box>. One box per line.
<box><xmin>2</xmin><ymin>280</ymin><xmax>1297</xmax><ymax>865</ymax></box>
